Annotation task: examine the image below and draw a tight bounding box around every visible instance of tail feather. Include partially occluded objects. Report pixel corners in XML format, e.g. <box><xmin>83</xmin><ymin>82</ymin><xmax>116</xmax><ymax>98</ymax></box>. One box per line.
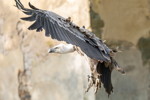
<box><xmin>97</xmin><ymin>62</ymin><xmax>113</xmax><ymax>96</ymax></box>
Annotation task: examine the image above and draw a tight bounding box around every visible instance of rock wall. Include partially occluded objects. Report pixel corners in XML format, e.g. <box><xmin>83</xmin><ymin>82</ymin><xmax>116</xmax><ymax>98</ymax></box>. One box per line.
<box><xmin>90</xmin><ymin>0</ymin><xmax>150</xmax><ymax>100</ymax></box>
<box><xmin>0</xmin><ymin>0</ymin><xmax>150</xmax><ymax>100</ymax></box>
<box><xmin>0</xmin><ymin>0</ymin><xmax>95</xmax><ymax>100</ymax></box>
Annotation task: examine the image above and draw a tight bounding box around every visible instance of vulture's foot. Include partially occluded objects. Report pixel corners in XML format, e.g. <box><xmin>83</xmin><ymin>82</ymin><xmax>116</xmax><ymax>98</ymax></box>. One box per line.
<box><xmin>85</xmin><ymin>74</ymin><xmax>101</xmax><ymax>93</ymax></box>
<box><xmin>116</xmin><ymin>66</ymin><xmax>125</xmax><ymax>74</ymax></box>
<box><xmin>85</xmin><ymin>75</ymin><xmax>94</xmax><ymax>93</ymax></box>
<box><xmin>94</xmin><ymin>75</ymin><xmax>101</xmax><ymax>94</ymax></box>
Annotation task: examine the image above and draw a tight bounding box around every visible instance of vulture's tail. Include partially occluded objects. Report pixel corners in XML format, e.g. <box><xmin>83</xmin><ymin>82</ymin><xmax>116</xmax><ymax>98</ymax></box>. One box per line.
<box><xmin>96</xmin><ymin>62</ymin><xmax>113</xmax><ymax>96</ymax></box>
<box><xmin>96</xmin><ymin>57</ymin><xmax>125</xmax><ymax>96</ymax></box>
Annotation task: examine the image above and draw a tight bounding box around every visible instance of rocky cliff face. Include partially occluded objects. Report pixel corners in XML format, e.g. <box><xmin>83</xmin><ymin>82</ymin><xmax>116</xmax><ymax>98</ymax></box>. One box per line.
<box><xmin>0</xmin><ymin>0</ymin><xmax>95</xmax><ymax>100</ymax></box>
<box><xmin>0</xmin><ymin>0</ymin><xmax>150</xmax><ymax>100</ymax></box>
<box><xmin>90</xmin><ymin>0</ymin><xmax>150</xmax><ymax>100</ymax></box>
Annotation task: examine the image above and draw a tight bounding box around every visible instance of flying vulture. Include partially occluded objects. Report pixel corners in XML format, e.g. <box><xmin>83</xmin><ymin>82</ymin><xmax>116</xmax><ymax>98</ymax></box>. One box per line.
<box><xmin>14</xmin><ymin>0</ymin><xmax>125</xmax><ymax>96</ymax></box>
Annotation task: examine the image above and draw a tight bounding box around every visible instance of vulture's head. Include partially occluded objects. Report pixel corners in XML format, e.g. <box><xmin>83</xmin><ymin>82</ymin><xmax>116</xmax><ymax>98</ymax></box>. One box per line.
<box><xmin>48</xmin><ymin>43</ymin><xmax>75</xmax><ymax>54</ymax></box>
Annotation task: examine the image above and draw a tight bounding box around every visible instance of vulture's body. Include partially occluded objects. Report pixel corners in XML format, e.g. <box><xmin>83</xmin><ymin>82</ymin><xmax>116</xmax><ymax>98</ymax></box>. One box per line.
<box><xmin>14</xmin><ymin>0</ymin><xmax>125</xmax><ymax>96</ymax></box>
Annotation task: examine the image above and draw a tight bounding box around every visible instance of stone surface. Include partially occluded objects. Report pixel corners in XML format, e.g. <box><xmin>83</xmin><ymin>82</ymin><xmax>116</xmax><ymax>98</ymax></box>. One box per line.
<box><xmin>91</xmin><ymin>0</ymin><xmax>150</xmax><ymax>44</ymax></box>
<box><xmin>90</xmin><ymin>0</ymin><xmax>150</xmax><ymax>100</ymax></box>
<box><xmin>0</xmin><ymin>0</ymin><xmax>94</xmax><ymax>100</ymax></box>
<box><xmin>0</xmin><ymin>0</ymin><xmax>150</xmax><ymax>100</ymax></box>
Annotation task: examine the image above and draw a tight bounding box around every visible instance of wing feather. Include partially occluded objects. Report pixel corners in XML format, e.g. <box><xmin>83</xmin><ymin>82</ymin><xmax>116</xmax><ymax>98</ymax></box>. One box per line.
<box><xmin>28</xmin><ymin>2</ymin><xmax>39</xmax><ymax>10</ymax></box>
<box><xmin>15</xmin><ymin>0</ymin><xmax>111</xmax><ymax>61</ymax></box>
<box><xmin>22</xmin><ymin>11</ymin><xmax>32</xmax><ymax>15</ymax></box>
<box><xmin>21</xmin><ymin>14</ymin><xmax>36</xmax><ymax>21</ymax></box>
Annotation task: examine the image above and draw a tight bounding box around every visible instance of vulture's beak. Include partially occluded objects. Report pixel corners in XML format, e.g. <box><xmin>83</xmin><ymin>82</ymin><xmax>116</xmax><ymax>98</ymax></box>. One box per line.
<box><xmin>48</xmin><ymin>48</ymin><xmax>55</xmax><ymax>53</ymax></box>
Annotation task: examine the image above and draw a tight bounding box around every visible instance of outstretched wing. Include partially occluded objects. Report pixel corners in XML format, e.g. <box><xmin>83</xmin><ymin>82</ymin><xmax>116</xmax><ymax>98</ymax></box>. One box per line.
<box><xmin>15</xmin><ymin>0</ymin><xmax>111</xmax><ymax>62</ymax></box>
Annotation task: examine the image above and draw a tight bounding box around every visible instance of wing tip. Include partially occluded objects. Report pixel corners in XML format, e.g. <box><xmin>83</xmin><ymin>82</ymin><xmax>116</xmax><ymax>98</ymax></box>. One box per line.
<box><xmin>14</xmin><ymin>0</ymin><xmax>24</xmax><ymax>10</ymax></box>
<box><xmin>28</xmin><ymin>2</ymin><xmax>39</xmax><ymax>10</ymax></box>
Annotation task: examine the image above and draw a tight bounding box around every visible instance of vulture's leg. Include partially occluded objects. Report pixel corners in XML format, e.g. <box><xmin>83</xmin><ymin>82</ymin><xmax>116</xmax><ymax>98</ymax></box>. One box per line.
<box><xmin>94</xmin><ymin>75</ymin><xmax>101</xmax><ymax>94</ymax></box>
<box><xmin>111</xmin><ymin>58</ymin><xmax>125</xmax><ymax>74</ymax></box>
<box><xmin>85</xmin><ymin>59</ymin><xmax>101</xmax><ymax>93</ymax></box>
<box><xmin>109</xmin><ymin>52</ymin><xmax>125</xmax><ymax>74</ymax></box>
<box><xmin>114</xmin><ymin>66</ymin><xmax>125</xmax><ymax>74</ymax></box>
<box><xmin>85</xmin><ymin>67</ymin><xmax>96</xmax><ymax>93</ymax></box>
<box><xmin>85</xmin><ymin>75</ymin><xmax>94</xmax><ymax>93</ymax></box>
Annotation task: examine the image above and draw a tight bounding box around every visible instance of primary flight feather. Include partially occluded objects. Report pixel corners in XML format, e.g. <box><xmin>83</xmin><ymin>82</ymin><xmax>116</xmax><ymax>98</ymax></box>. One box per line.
<box><xmin>15</xmin><ymin>0</ymin><xmax>111</xmax><ymax>61</ymax></box>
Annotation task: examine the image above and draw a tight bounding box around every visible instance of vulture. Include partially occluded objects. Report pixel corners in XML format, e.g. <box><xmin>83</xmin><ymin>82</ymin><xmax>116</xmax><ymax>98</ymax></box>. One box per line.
<box><xmin>14</xmin><ymin>0</ymin><xmax>125</xmax><ymax>96</ymax></box>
